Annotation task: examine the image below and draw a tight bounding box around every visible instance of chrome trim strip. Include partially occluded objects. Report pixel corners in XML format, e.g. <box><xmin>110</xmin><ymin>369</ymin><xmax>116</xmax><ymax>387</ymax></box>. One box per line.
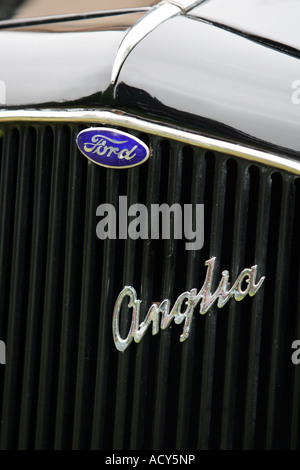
<box><xmin>0</xmin><ymin>8</ymin><xmax>152</xmax><ymax>30</ymax></box>
<box><xmin>0</xmin><ymin>108</ymin><xmax>299</xmax><ymax>175</ymax></box>
<box><xmin>110</xmin><ymin>3</ymin><xmax>181</xmax><ymax>85</ymax></box>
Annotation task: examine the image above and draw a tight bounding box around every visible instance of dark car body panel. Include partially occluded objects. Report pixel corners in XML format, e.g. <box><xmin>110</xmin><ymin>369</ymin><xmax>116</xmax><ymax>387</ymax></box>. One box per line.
<box><xmin>190</xmin><ymin>0</ymin><xmax>300</xmax><ymax>52</ymax></box>
<box><xmin>0</xmin><ymin>29</ymin><xmax>125</xmax><ymax>107</ymax></box>
<box><xmin>115</xmin><ymin>13</ymin><xmax>300</xmax><ymax>157</ymax></box>
<box><xmin>0</xmin><ymin>0</ymin><xmax>300</xmax><ymax>452</ymax></box>
<box><xmin>1</xmin><ymin>1</ymin><xmax>299</xmax><ymax>157</ymax></box>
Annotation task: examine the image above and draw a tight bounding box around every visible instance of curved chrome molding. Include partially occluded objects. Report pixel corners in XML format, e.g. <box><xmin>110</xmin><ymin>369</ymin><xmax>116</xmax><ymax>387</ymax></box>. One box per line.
<box><xmin>0</xmin><ymin>108</ymin><xmax>299</xmax><ymax>175</ymax></box>
<box><xmin>111</xmin><ymin>2</ymin><xmax>180</xmax><ymax>85</ymax></box>
<box><xmin>110</xmin><ymin>0</ymin><xmax>206</xmax><ymax>85</ymax></box>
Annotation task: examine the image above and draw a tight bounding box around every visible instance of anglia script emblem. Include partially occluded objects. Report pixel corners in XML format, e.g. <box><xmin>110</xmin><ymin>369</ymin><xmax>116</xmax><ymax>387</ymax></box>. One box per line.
<box><xmin>112</xmin><ymin>257</ymin><xmax>265</xmax><ymax>352</ymax></box>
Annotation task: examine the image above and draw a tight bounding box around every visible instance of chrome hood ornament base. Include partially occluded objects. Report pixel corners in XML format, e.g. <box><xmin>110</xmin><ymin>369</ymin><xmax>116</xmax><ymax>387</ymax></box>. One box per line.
<box><xmin>112</xmin><ymin>257</ymin><xmax>265</xmax><ymax>352</ymax></box>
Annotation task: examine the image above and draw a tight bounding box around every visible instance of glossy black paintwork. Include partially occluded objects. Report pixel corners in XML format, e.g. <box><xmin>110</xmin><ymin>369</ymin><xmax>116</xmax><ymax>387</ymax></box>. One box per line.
<box><xmin>1</xmin><ymin>1</ymin><xmax>300</xmax><ymax>157</ymax></box>
<box><xmin>191</xmin><ymin>0</ymin><xmax>300</xmax><ymax>52</ymax></box>
<box><xmin>0</xmin><ymin>29</ymin><xmax>125</xmax><ymax>107</ymax></box>
<box><xmin>115</xmin><ymin>14</ymin><xmax>300</xmax><ymax>157</ymax></box>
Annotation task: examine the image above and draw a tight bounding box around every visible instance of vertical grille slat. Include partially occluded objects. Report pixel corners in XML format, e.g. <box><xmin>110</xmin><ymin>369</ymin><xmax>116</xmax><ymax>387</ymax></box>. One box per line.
<box><xmin>129</xmin><ymin>136</ymin><xmax>162</xmax><ymax>450</ymax></box>
<box><xmin>288</xmin><ymin>179</ymin><xmax>300</xmax><ymax>449</ymax></box>
<box><xmin>1</xmin><ymin>127</ymin><xmax>36</xmax><ymax>449</ymax></box>
<box><xmin>0</xmin><ymin>128</ymin><xmax>19</xmax><ymax>341</ymax></box>
<box><xmin>152</xmin><ymin>142</ymin><xmax>183</xmax><ymax>449</ymax></box>
<box><xmin>265</xmin><ymin>175</ymin><xmax>295</xmax><ymax>449</ymax></box>
<box><xmin>54</xmin><ymin>127</ymin><xmax>85</xmax><ymax>449</ymax></box>
<box><xmin>35</xmin><ymin>125</ymin><xmax>70</xmax><ymax>449</ymax></box>
<box><xmin>243</xmin><ymin>170</ymin><xmax>272</xmax><ymax>449</ymax></box>
<box><xmin>290</xmin><ymin>297</ymin><xmax>300</xmax><ymax>449</ymax></box>
<box><xmin>0</xmin><ymin>122</ymin><xmax>300</xmax><ymax>450</ymax></box>
<box><xmin>72</xmin><ymin>162</ymin><xmax>102</xmax><ymax>450</ymax></box>
<box><xmin>220</xmin><ymin>163</ymin><xmax>250</xmax><ymax>450</ymax></box>
<box><xmin>197</xmin><ymin>155</ymin><xmax>227</xmax><ymax>450</ymax></box>
<box><xmin>18</xmin><ymin>126</ymin><xmax>53</xmax><ymax>449</ymax></box>
<box><xmin>91</xmin><ymin>168</ymin><xmax>120</xmax><ymax>449</ymax></box>
<box><xmin>113</xmin><ymin>166</ymin><xmax>141</xmax><ymax>450</ymax></box>
<box><xmin>176</xmin><ymin>148</ymin><xmax>206</xmax><ymax>450</ymax></box>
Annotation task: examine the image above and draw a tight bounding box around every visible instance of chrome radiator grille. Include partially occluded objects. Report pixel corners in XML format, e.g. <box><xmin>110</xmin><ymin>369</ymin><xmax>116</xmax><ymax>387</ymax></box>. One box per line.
<box><xmin>0</xmin><ymin>122</ymin><xmax>299</xmax><ymax>450</ymax></box>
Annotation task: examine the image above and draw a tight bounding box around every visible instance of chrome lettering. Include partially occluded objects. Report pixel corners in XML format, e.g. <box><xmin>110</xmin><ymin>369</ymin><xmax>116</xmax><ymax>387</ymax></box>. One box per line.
<box><xmin>83</xmin><ymin>134</ymin><xmax>137</xmax><ymax>160</ymax></box>
<box><xmin>112</xmin><ymin>257</ymin><xmax>265</xmax><ymax>352</ymax></box>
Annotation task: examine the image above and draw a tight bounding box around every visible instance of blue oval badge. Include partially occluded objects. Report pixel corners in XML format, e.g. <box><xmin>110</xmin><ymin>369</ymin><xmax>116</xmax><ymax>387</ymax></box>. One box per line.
<box><xmin>76</xmin><ymin>127</ymin><xmax>150</xmax><ymax>169</ymax></box>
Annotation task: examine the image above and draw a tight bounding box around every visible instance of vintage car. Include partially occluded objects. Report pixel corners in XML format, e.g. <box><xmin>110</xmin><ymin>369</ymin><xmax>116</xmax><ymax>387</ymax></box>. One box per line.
<box><xmin>0</xmin><ymin>0</ymin><xmax>299</xmax><ymax>451</ymax></box>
